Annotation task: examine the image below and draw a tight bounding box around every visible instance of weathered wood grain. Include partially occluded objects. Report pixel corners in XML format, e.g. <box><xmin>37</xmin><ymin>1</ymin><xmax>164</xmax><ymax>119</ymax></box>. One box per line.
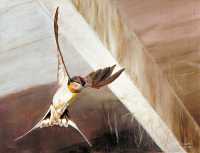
<box><xmin>116</xmin><ymin>0</ymin><xmax>200</xmax><ymax>128</ymax></box>
<box><xmin>69</xmin><ymin>0</ymin><xmax>200</xmax><ymax>152</ymax></box>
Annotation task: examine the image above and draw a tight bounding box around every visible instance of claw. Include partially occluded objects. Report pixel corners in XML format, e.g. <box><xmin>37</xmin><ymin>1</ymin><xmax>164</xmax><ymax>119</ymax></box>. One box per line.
<box><xmin>61</xmin><ymin>119</ymin><xmax>68</xmax><ymax>127</ymax></box>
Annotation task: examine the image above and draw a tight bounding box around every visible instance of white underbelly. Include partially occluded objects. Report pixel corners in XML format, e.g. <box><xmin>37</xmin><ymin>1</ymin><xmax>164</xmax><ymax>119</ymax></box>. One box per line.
<box><xmin>53</xmin><ymin>85</ymin><xmax>73</xmax><ymax>105</ymax></box>
<box><xmin>52</xmin><ymin>85</ymin><xmax>75</xmax><ymax>116</ymax></box>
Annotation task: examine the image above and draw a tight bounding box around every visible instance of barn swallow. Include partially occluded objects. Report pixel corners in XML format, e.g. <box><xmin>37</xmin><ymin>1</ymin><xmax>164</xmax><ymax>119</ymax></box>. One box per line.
<box><xmin>15</xmin><ymin>7</ymin><xmax>124</xmax><ymax>147</ymax></box>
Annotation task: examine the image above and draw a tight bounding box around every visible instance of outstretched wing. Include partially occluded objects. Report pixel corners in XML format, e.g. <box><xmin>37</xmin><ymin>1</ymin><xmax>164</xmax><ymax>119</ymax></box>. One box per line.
<box><xmin>84</xmin><ymin>65</ymin><xmax>124</xmax><ymax>89</ymax></box>
<box><xmin>54</xmin><ymin>7</ymin><xmax>71</xmax><ymax>85</ymax></box>
<box><xmin>14</xmin><ymin>108</ymin><xmax>51</xmax><ymax>141</ymax></box>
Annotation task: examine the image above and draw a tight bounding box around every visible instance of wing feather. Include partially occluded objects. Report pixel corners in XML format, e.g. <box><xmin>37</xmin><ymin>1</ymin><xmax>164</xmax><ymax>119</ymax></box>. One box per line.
<box><xmin>84</xmin><ymin>65</ymin><xmax>124</xmax><ymax>89</ymax></box>
<box><xmin>54</xmin><ymin>7</ymin><xmax>71</xmax><ymax>85</ymax></box>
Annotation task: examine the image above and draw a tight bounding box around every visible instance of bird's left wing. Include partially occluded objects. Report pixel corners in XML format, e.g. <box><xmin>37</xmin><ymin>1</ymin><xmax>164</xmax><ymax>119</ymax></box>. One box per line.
<box><xmin>54</xmin><ymin>7</ymin><xmax>71</xmax><ymax>85</ymax></box>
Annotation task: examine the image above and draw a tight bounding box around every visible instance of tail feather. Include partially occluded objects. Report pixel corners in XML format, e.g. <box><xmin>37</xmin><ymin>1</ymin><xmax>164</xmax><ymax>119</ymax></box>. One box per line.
<box><xmin>14</xmin><ymin>108</ymin><xmax>51</xmax><ymax>141</ymax></box>
<box><xmin>68</xmin><ymin>120</ymin><xmax>92</xmax><ymax>147</ymax></box>
<box><xmin>14</xmin><ymin>114</ymin><xmax>92</xmax><ymax>147</ymax></box>
<box><xmin>14</xmin><ymin>123</ymin><xmax>41</xmax><ymax>141</ymax></box>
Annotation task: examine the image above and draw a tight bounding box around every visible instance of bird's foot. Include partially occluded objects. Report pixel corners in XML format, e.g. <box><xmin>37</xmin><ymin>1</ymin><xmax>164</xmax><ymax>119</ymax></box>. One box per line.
<box><xmin>58</xmin><ymin>118</ymin><xmax>68</xmax><ymax>127</ymax></box>
<box><xmin>40</xmin><ymin>119</ymin><xmax>51</xmax><ymax>128</ymax></box>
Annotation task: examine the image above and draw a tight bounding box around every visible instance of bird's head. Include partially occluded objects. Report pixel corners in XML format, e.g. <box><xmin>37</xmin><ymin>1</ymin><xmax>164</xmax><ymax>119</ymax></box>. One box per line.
<box><xmin>68</xmin><ymin>76</ymin><xmax>86</xmax><ymax>93</ymax></box>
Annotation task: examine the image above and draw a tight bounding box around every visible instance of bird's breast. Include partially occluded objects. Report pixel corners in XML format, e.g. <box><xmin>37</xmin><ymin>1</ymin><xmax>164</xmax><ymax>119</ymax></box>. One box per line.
<box><xmin>52</xmin><ymin>85</ymin><xmax>77</xmax><ymax>107</ymax></box>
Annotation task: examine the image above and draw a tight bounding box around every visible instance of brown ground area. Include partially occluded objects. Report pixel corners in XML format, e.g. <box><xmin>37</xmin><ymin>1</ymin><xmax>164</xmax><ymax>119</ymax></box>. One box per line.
<box><xmin>0</xmin><ymin>83</ymin><xmax>161</xmax><ymax>153</ymax></box>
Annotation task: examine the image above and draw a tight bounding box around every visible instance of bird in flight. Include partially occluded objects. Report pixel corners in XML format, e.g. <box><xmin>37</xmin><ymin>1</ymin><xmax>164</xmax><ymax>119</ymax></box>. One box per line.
<box><xmin>15</xmin><ymin>7</ymin><xmax>124</xmax><ymax>147</ymax></box>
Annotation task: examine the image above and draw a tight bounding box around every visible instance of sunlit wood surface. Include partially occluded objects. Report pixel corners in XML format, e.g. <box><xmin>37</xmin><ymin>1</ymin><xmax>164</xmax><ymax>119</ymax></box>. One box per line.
<box><xmin>70</xmin><ymin>0</ymin><xmax>200</xmax><ymax>152</ymax></box>
<box><xmin>117</xmin><ymin>0</ymin><xmax>200</xmax><ymax>126</ymax></box>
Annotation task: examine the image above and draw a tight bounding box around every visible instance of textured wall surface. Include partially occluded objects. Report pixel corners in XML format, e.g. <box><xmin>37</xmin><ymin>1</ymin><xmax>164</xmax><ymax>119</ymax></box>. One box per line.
<box><xmin>70</xmin><ymin>0</ymin><xmax>200</xmax><ymax>152</ymax></box>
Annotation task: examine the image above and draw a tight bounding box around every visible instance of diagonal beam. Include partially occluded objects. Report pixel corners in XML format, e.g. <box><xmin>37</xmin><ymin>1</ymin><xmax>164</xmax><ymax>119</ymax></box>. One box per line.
<box><xmin>69</xmin><ymin>1</ymin><xmax>200</xmax><ymax>153</ymax></box>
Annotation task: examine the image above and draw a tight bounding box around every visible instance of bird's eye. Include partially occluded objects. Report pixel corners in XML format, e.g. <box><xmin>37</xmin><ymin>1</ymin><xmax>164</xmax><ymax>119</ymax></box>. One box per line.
<box><xmin>72</xmin><ymin>82</ymin><xmax>80</xmax><ymax>89</ymax></box>
<box><xmin>73</xmin><ymin>84</ymin><xmax>78</xmax><ymax>88</ymax></box>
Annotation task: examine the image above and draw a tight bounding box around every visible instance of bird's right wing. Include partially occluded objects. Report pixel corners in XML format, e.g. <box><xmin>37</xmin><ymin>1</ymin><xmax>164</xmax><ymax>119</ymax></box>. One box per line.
<box><xmin>83</xmin><ymin>65</ymin><xmax>124</xmax><ymax>89</ymax></box>
<box><xmin>54</xmin><ymin>7</ymin><xmax>71</xmax><ymax>85</ymax></box>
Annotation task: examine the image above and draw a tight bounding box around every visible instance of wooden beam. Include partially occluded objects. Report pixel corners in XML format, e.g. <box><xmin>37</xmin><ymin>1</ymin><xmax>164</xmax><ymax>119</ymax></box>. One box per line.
<box><xmin>67</xmin><ymin>0</ymin><xmax>200</xmax><ymax>153</ymax></box>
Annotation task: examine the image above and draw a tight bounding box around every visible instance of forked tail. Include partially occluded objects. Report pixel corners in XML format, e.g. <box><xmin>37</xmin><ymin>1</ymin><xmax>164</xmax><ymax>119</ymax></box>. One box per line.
<box><xmin>14</xmin><ymin>115</ymin><xmax>92</xmax><ymax>147</ymax></box>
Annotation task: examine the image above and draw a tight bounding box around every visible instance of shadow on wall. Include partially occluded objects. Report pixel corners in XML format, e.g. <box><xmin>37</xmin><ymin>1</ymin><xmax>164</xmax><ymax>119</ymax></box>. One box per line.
<box><xmin>0</xmin><ymin>83</ymin><xmax>162</xmax><ymax>153</ymax></box>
